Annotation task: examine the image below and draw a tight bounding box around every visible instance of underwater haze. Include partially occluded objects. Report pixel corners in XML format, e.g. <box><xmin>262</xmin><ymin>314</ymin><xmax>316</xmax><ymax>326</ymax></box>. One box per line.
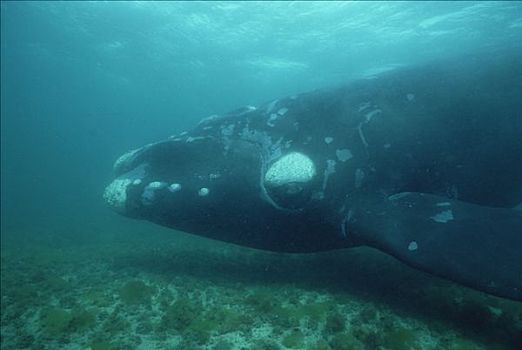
<box><xmin>1</xmin><ymin>2</ymin><xmax>522</xmax><ymax>350</ymax></box>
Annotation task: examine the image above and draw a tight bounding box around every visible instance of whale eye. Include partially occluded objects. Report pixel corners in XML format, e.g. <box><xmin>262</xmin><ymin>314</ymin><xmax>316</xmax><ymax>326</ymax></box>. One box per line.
<box><xmin>264</xmin><ymin>152</ymin><xmax>316</xmax><ymax>209</ymax></box>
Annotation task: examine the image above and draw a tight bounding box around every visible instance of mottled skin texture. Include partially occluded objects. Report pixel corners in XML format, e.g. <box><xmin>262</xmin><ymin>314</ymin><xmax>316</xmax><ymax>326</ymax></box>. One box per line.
<box><xmin>106</xmin><ymin>51</ymin><xmax>522</xmax><ymax>301</ymax></box>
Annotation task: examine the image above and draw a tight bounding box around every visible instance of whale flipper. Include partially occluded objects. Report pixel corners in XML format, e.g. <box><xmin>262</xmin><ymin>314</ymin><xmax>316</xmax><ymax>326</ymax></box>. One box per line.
<box><xmin>350</xmin><ymin>192</ymin><xmax>522</xmax><ymax>301</ymax></box>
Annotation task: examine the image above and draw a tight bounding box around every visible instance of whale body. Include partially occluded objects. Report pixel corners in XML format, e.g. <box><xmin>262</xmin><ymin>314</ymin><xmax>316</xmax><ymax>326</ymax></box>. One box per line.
<box><xmin>104</xmin><ymin>51</ymin><xmax>522</xmax><ymax>301</ymax></box>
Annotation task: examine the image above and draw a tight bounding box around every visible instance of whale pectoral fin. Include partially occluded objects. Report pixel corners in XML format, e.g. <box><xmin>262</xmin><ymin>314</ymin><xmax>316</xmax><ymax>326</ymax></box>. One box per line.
<box><xmin>352</xmin><ymin>192</ymin><xmax>522</xmax><ymax>301</ymax></box>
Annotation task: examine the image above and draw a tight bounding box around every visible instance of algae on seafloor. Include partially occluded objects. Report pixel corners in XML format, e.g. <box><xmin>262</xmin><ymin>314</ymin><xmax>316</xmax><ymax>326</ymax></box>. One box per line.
<box><xmin>211</xmin><ymin>307</ymin><xmax>255</xmax><ymax>334</ymax></box>
<box><xmin>85</xmin><ymin>289</ymin><xmax>113</xmax><ymax>307</ymax></box>
<box><xmin>355</xmin><ymin>306</ymin><xmax>378</xmax><ymax>324</ymax></box>
<box><xmin>40</xmin><ymin>307</ymin><xmax>73</xmax><ymax>335</ymax></box>
<box><xmin>245</xmin><ymin>289</ymin><xmax>276</xmax><ymax>314</ymax></box>
<box><xmin>68</xmin><ymin>307</ymin><xmax>97</xmax><ymax>332</ymax></box>
<box><xmin>160</xmin><ymin>297</ymin><xmax>201</xmax><ymax>332</ymax></box>
<box><xmin>381</xmin><ymin>327</ymin><xmax>421</xmax><ymax>350</ymax></box>
<box><xmin>324</xmin><ymin>312</ymin><xmax>346</xmax><ymax>334</ymax></box>
<box><xmin>102</xmin><ymin>310</ymin><xmax>131</xmax><ymax>335</ymax></box>
<box><xmin>449</xmin><ymin>338</ymin><xmax>480</xmax><ymax>350</ymax></box>
<box><xmin>309</xmin><ymin>339</ymin><xmax>331</xmax><ymax>350</ymax></box>
<box><xmin>281</xmin><ymin>330</ymin><xmax>305</xmax><ymax>348</ymax></box>
<box><xmin>211</xmin><ymin>339</ymin><xmax>234</xmax><ymax>350</ymax></box>
<box><xmin>43</xmin><ymin>275</ymin><xmax>69</xmax><ymax>292</ymax></box>
<box><xmin>88</xmin><ymin>340</ymin><xmax>116</xmax><ymax>350</ymax></box>
<box><xmin>251</xmin><ymin>338</ymin><xmax>282</xmax><ymax>350</ymax></box>
<box><xmin>329</xmin><ymin>332</ymin><xmax>365</xmax><ymax>350</ymax></box>
<box><xmin>187</xmin><ymin>317</ymin><xmax>220</xmax><ymax>344</ymax></box>
<box><xmin>270</xmin><ymin>300</ymin><xmax>337</xmax><ymax>332</ymax></box>
<box><xmin>119</xmin><ymin>280</ymin><xmax>154</xmax><ymax>305</ymax></box>
<box><xmin>40</xmin><ymin>306</ymin><xmax>97</xmax><ymax>336</ymax></box>
<box><xmin>297</xmin><ymin>301</ymin><xmax>336</xmax><ymax>322</ymax></box>
<box><xmin>159</xmin><ymin>299</ymin><xmax>255</xmax><ymax>344</ymax></box>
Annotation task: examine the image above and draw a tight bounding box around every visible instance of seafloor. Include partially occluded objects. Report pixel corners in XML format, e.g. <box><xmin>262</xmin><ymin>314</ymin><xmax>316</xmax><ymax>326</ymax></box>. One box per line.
<box><xmin>1</xmin><ymin>218</ymin><xmax>521</xmax><ymax>350</ymax></box>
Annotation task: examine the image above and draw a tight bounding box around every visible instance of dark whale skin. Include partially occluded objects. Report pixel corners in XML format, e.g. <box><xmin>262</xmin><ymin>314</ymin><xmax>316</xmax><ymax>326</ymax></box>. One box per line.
<box><xmin>105</xmin><ymin>50</ymin><xmax>522</xmax><ymax>301</ymax></box>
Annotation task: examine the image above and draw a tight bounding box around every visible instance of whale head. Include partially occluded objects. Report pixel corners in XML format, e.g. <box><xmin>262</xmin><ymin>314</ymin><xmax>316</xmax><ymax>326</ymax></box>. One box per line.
<box><xmin>104</xmin><ymin>107</ymin><xmax>348</xmax><ymax>252</ymax></box>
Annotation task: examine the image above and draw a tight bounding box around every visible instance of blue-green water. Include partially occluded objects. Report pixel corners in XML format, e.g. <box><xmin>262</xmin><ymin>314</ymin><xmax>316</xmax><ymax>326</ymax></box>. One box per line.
<box><xmin>1</xmin><ymin>2</ymin><xmax>521</xmax><ymax>349</ymax></box>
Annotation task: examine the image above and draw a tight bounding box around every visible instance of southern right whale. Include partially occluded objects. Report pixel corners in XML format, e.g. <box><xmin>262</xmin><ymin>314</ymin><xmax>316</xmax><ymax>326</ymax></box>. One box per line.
<box><xmin>104</xmin><ymin>49</ymin><xmax>522</xmax><ymax>301</ymax></box>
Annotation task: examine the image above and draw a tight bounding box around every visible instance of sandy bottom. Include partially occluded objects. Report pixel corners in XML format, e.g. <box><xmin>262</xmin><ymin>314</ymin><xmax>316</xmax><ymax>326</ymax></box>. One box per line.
<box><xmin>1</xmin><ymin>219</ymin><xmax>521</xmax><ymax>350</ymax></box>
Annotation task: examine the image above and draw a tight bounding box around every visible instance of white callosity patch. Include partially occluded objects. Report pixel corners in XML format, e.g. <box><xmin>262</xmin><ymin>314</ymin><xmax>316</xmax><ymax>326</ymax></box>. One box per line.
<box><xmin>198</xmin><ymin>187</ymin><xmax>210</xmax><ymax>197</ymax></box>
<box><xmin>104</xmin><ymin>164</ymin><xmax>147</xmax><ymax>211</ymax></box>
<box><xmin>357</xmin><ymin>107</ymin><xmax>382</xmax><ymax>149</ymax></box>
<box><xmin>267</xmin><ymin>107</ymin><xmax>289</xmax><ymax>127</ymax></box>
<box><xmin>148</xmin><ymin>181</ymin><xmax>165</xmax><ymax>189</ymax></box>
<box><xmin>431</xmin><ymin>210</ymin><xmax>454</xmax><ymax>223</ymax></box>
<box><xmin>113</xmin><ymin>148</ymin><xmax>140</xmax><ymax>172</ymax></box>
<box><xmin>142</xmin><ymin>181</ymin><xmax>168</xmax><ymax>205</ymax></box>
<box><xmin>407</xmin><ymin>93</ymin><xmax>415</xmax><ymax>101</ymax></box>
<box><xmin>103</xmin><ymin>178</ymin><xmax>132</xmax><ymax>212</ymax></box>
<box><xmin>277</xmin><ymin>107</ymin><xmax>288</xmax><ymax>115</ymax></box>
<box><xmin>388</xmin><ymin>192</ymin><xmax>411</xmax><ymax>201</ymax></box>
<box><xmin>358</xmin><ymin>102</ymin><xmax>371</xmax><ymax>112</ymax></box>
<box><xmin>267</xmin><ymin>113</ymin><xmax>279</xmax><ymax>127</ymax></box>
<box><xmin>324</xmin><ymin>136</ymin><xmax>334</xmax><ymax>144</ymax></box>
<box><xmin>168</xmin><ymin>183</ymin><xmax>181</xmax><ymax>192</ymax></box>
<box><xmin>198</xmin><ymin>114</ymin><xmax>220</xmax><ymax>126</ymax></box>
<box><xmin>221</xmin><ymin>124</ymin><xmax>235</xmax><ymax>137</ymax></box>
<box><xmin>336</xmin><ymin>149</ymin><xmax>353</xmax><ymax>162</ymax></box>
<box><xmin>408</xmin><ymin>241</ymin><xmax>418</xmax><ymax>251</ymax></box>
<box><xmin>186</xmin><ymin>136</ymin><xmax>207</xmax><ymax>143</ymax></box>
<box><xmin>365</xmin><ymin>109</ymin><xmax>382</xmax><ymax>121</ymax></box>
<box><xmin>240</xmin><ymin>128</ymin><xmax>284</xmax><ymax>164</ymax></box>
<box><xmin>358</xmin><ymin>124</ymin><xmax>369</xmax><ymax>148</ymax></box>
<box><xmin>264</xmin><ymin>152</ymin><xmax>316</xmax><ymax>187</ymax></box>
<box><xmin>340</xmin><ymin>210</ymin><xmax>354</xmax><ymax>239</ymax></box>
<box><xmin>265</xmin><ymin>99</ymin><xmax>279</xmax><ymax>113</ymax></box>
<box><xmin>169</xmin><ymin>135</ymin><xmax>185</xmax><ymax>141</ymax></box>
<box><xmin>220</xmin><ymin>123</ymin><xmax>236</xmax><ymax>153</ymax></box>
<box><xmin>436</xmin><ymin>202</ymin><xmax>451</xmax><ymax>207</ymax></box>
<box><xmin>321</xmin><ymin>159</ymin><xmax>337</xmax><ymax>192</ymax></box>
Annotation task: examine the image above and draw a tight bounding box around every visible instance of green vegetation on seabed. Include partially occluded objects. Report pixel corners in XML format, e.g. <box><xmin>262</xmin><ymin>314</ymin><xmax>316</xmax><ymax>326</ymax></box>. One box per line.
<box><xmin>40</xmin><ymin>307</ymin><xmax>97</xmax><ymax>335</ymax></box>
<box><xmin>119</xmin><ymin>280</ymin><xmax>155</xmax><ymax>306</ymax></box>
<box><xmin>1</xmin><ymin>229</ymin><xmax>521</xmax><ymax>349</ymax></box>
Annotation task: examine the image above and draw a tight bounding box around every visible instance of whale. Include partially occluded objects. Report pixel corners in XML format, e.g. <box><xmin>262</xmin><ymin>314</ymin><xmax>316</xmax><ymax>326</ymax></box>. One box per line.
<box><xmin>104</xmin><ymin>50</ymin><xmax>522</xmax><ymax>301</ymax></box>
